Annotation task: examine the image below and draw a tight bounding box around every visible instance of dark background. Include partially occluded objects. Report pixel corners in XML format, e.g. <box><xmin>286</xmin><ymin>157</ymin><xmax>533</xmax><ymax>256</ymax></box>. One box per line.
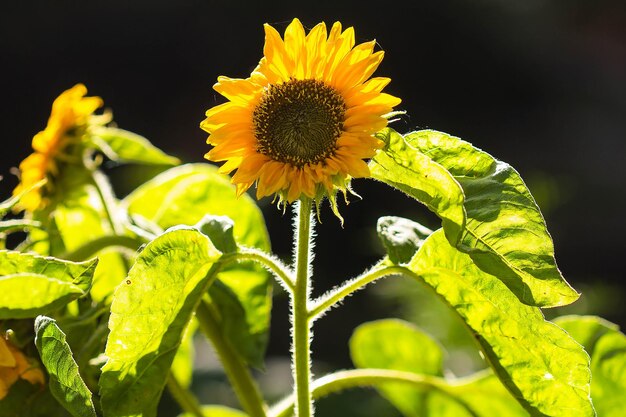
<box><xmin>2</xmin><ymin>0</ymin><xmax>625</xmax><ymax>411</ymax></box>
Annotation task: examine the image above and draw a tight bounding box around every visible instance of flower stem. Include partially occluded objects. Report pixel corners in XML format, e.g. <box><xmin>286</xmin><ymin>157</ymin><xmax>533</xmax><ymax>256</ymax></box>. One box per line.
<box><xmin>221</xmin><ymin>248</ymin><xmax>295</xmax><ymax>293</ymax></box>
<box><xmin>292</xmin><ymin>198</ymin><xmax>314</xmax><ymax>417</ymax></box>
<box><xmin>196</xmin><ymin>298</ymin><xmax>267</xmax><ymax>417</ymax></box>
<box><xmin>270</xmin><ymin>368</ymin><xmax>453</xmax><ymax>417</ymax></box>
<box><xmin>308</xmin><ymin>265</ymin><xmax>406</xmax><ymax>321</ymax></box>
<box><xmin>166</xmin><ymin>372</ymin><xmax>204</xmax><ymax>417</ymax></box>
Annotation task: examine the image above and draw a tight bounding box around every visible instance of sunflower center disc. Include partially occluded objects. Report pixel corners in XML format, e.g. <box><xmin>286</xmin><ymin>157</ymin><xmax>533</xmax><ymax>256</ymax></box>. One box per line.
<box><xmin>253</xmin><ymin>79</ymin><xmax>346</xmax><ymax>167</ymax></box>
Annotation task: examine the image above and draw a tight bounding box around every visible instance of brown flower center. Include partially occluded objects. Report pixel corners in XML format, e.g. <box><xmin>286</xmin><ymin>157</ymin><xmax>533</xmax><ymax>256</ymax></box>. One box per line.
<box><xmin>253</xmin><ymin>79</ymin><xmax>346</xmax><ymax>167</ymax></box>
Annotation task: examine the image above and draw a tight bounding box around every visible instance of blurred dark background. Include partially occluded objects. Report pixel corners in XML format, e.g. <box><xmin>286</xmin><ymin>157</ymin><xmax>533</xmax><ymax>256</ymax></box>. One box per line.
<box><xmin>1</xmin><ymin>0</ymin><xmax>625</xmax><ymax>413</ymax></box>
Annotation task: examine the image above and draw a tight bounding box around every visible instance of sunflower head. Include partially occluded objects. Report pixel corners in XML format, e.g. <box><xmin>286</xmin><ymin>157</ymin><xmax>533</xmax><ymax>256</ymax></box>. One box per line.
<box><xmin>0</xmin><ymin>336</ymin><xmax>45</xmax><ymax>400</ymax></box>
<box><xmin>200</xmin><ymin>18</ymin><xmax>400</xmax><ymax>216</ymax></box>
<box><xmin>13</xmin><ymin>84</ymin><xmax>103</xmax><ymax>212</ymax></box>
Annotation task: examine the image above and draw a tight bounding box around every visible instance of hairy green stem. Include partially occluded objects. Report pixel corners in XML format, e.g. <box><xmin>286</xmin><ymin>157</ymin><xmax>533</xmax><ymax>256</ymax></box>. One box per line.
<box><xmin>89</xmin><ymin>168</ymin><xmax>122</xmax><ymax>235</ymax></box>
<box><xmin>309</xmin><ymin>265</ymin><xmax>407</xmax><ymax>321</ymax></box>
<box><xmin>292</xmin><ymin>198</ymin><xmax>314</xmax><ymax>417</ymax></box>
<box><xmin>61</xmin><ymin>235</ymin><xmax>145</xmax><ymax>261</ymax></box>
<box><xmin>196</xmin><ymin>298</ymin><xmax>267</xmax><ymax>417</ymax></box>
<box><xmin>166</xmin><ymin>373</ymin><xmax>205</xmax><ymax>417</ymax></box>
<box><xmin>221</xmin><ymin>248</ymin><xmax>295</xmax><ymax>293</ymax></box>
<box><xmin>270</xmin><ymin>368</ymin><xmax>451</xmax><ymax>417</ymax></box>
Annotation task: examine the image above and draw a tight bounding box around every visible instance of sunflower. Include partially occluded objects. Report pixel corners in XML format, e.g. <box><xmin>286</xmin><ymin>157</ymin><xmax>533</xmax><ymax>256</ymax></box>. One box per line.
<box><xmin>13</xmin><ymin>84</ymin><xmax>103</xmax><ymax>212</ymax></box>
<box><xmin>0</xmin><ymin>336</ymin><xmax>44</xmax><ymax>399</ymax></box>
<box><xmin>200</xmin><ymin>18</ymin><xmax>400</xmax><ymax>211</ymax></box>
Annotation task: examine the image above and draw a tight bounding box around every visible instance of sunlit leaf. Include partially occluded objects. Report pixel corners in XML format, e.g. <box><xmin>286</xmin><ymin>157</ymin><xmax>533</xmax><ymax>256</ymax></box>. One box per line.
<box><xmin>371</xmin><ymin>128</ymin><xmax>577</xmax><ymax>307</ymax></box>
<box><xmin>555</xmin><ymin>315</ymin><xmax>626</xmax><ymax>417</ymax></box>
<box><xmin>407</xmin><ymin>230</ymin><xmax>593</xmax><ymax>416</ymax></box>
<box><xmin>349</xmin><ymin>319</ymin><xmax>527</xmax><ymax>416</ymax></box>
<box><xmin>0</xmin><ymin>251</ymin><xmax>97</xmax><ymax>319</ymax></box>
<box><xmin>34</xmin><ymin>316</ymin><xmax>96</xmax><ymax>417</ymax></box>
<box><xmin>350</xmin><ymin>319</ymin><xmax>444</xmax><ymax>415</ymax></box>
<box><xmin>370</xmin><ymin>128</ymin><xmax>465</xmax><ymax>245</ymax></box>
<box><xmin>171</xmin><ymin>318</ymin><xmax>198</xmax><ymax>389</ymax></box>
<box><xmin>123</xmin><ymin>163</ymin><xmax>271</xmax><ymax>366</ymax></box>
<box><xmin>32</xmin><ymin>164</ymin><xmax>128</xmax><ymax>302</ymax></box>
<box><xmin>90</xmin><ymin>126</ymin><xmax>180</xmax><ymax>166</ymax></box>
<box><xmin>99</xmin><ymin>227</ymin><xmax>221</xmax><ymax>417</ymax></box>
<box><xmin>178</xmin><ymin>405</ymin><xmax>248</xmax><ymax>417</ymax></box>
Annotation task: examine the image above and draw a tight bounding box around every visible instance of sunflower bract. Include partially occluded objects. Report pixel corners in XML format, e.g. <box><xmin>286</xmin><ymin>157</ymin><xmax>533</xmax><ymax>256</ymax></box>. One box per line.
<box><xmin>12</xmin><ymin>84</ymin><xmax>103</xmax><ymax>212</ymax></box>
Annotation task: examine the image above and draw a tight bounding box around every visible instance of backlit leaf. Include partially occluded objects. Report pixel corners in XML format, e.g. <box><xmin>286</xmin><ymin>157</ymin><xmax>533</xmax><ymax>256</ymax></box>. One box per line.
<box><xmin>370</xmin><ymin>128</ymin><xmax>465</xmax><ymax>245</ymax></box>
<box><xmin>555</xmin><ymin>315</ymin><xmax>626</xmax><ymax>417</ymax></box>
<box><xmin>99</xmin><ymin>227</ymin><xmax>221</xmax><ymax>417</ymax></box>
<box><xmin>407</xmin><ymin>230</ymin><xmax>593</xmax><ymax>416</ymax></box>
<box><xmin>371</xmin><ymin>128</ymin><xmax>577</xmax><ymax>307</ymax></box>
<box><xmin>0</xmin><ymin>251</ymin><xmax>97</xmax><ymax>319</ymax></box>
<box><xmin>34</xmin><ymin>316</ymin><xmax>96</xmax><ymax>417</ymax></box>
<box><xmin>123</xmin><ymin>163</ymin><xmax>271</xmax><ymax>366</ymax></box>
<box><xmin>91</xmin><ymin>126</ymin><xmax>180</xmax><ymax>166</ymax></box>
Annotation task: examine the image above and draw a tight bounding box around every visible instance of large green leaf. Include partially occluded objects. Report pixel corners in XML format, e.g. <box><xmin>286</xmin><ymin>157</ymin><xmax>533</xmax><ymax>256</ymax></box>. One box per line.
<box><xmin>123</xmin><ymin>163</ymin><xmax>271</xmax><ymax>366</ymax></box>
<box><xmin>371</xmin><ymin>128</ymin><xmax>577</xmax><ymax>307</ymax></box>
<box><xmin>34</xmin><ymin>316</ymin><xmax>96</xmax><ymax>417</ymax></box>
<box><xmin>555</xmin><ymin>315</ymin><xmax>626</xmax><ymax>417</ymax></box>
<box><xmin>90</xmin><ymin>126</ymin><xmax>180</xmax><ymax>166</ymax></box>
<box><xmin>350</xmin><ymin>319</ymin><xmax>444</xmax><ymax>415</ymax></box>
<box><xmin>123</xmin><ymin>163</ymin><xmax>269</xmax><ymax>250</ymax></box>
<box><xmin>407</xmin><ymin>230</ymin><xmax>593</xmax><ymax>416</ymax></box>
<box><xmin>99</xmin><ymin>227</ymin><xmax>221</xmax><ymax>417</ymax></box>
<box><xmin>349</xmin><ymin>319</ymin><xmax>527</xmax><ymax>417</ymax></box>
<box><xmin>370</xmin><ymin>128</ymin><xmax>465</xmax><ymax>245</ymax></box>
<box><xmin>0</xmin><ymin>251</ymin><xmax>97</xmax><ymax>319</ymax></box>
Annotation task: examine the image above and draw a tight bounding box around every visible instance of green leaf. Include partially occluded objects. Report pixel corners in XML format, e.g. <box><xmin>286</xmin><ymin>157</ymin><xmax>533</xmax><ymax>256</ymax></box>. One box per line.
<box><xmin>349</xmin><ymin>319</ymin><xmax>527</xmax><ymax>417</ymax></box>
<box><xmin>208</xmin><ymin>273</ymin><xmax>271</xmax><ymax>368</ymax></box>
<box><xmin>445</xmin><ymin>373</ymin><xmax>528</xmax><ymax>417</ymax></box>
<box><xmin>371</xmin><ymin>128</ymin><xmax>577</xmax><ymax>307</ymax></box>
<box><xmin>32</xmin><ymin>164</ymin><xmax>128</xmax><ymax>302</ymax></box>
<box><xmin>404</xmin><ymin>129</ymin><xmax>577</xmax><ymax>307</ymax></box>
<box><xmin>370</xmin><ymin>128</ymin><xmax>466</xmax><ymax>245</ymax></box>
<box><xmin>350</xmin><ymin>319</ymin><xmax>444</xmax><ymax>416</ymax></box>
<box><xmin>170</xmin><ymin>318</ymin><xmax>198</xmax><ymax>389</ymax></box>
<box><xmin>99</xmin><ymin>227</ymin><xmax>222</xmax><ymax>417</ymax></box>
<box><xmin>34</xmin><ymin>316</ymin><xmax>96</xmax><ymax>417</ymax></box>
<box><xmin>377</xmin><ymin>216</ymin><xmax>433</xmax><ymax>264</ymax></box>
<box><xmin>123</xmin><ymin>163</ymin><xmax>272</xmax><ymax>366</ymax></box>
<box><xmin>408</xmin><ymin>230</ymin><xmax>594</xmax><ymax>416</ymax></box>
<box><xmin>0</xmin><ymin>379</ymin><xmax>71</xmax><ymax>417</ymax></box>
<box><xmin>0</xmin><ymin>251</ymin><xmax>97</xmax><ymax>319</ymax></box>
<box><xmin>123</xmin><ymin>163</ymin><xmax>269</xmax><ymax>251</ymax></box>
<box><xmin>91</xmin><ymin>126</ymin><xmax>180</xmax><ymax>166</ymax></box>
<box><xmin>555</xmin><ymin>315</ymin><xmax>626</xmax><ymax>417</ymax></box>
<box><xmin>178</xmin><ymin>405</ymin><xmax>248</xmax><ymax>417</ymax></box>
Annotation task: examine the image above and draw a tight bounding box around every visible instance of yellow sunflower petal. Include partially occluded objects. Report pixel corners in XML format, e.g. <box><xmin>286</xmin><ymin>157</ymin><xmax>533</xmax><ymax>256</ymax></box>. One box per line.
<box><xmin>202</xmin><ymin>19</ymin><xmax>399</xmax><ymax>207</ymax></box>
<box><xmin>284</xmin><ymin>18</ymin><xmax>307</xmax><ymax>79</ymax></box>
